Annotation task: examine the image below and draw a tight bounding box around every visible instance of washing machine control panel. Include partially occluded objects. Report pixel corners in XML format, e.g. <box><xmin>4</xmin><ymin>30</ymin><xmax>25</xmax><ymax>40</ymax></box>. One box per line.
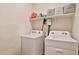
<box><xmin>49</xmin><ymin>31</ymin><xmax>71</xmax><ymax>37</ymax></box>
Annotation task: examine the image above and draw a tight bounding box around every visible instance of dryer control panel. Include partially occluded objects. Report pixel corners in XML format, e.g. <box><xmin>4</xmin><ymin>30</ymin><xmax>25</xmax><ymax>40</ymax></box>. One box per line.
<box><xmin>31</xmin><ymin>30</ymin><xmax>43</xmax><ymax>35</ymax></box>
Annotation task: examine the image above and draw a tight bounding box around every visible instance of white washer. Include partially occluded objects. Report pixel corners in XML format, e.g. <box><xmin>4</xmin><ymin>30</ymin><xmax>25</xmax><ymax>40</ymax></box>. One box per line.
<box><xmin>45</xmin><ymin>31</ymin><xmax>78</xmax><ymax>55</ymax></box>
<box><xmin>21</xmin><ymin>30</ymin><xmax>44</xmax><ymax>55</ymax></box>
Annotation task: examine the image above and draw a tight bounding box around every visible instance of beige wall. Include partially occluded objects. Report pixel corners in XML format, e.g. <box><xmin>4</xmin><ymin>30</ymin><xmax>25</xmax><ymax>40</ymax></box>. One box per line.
<box><xmin>51</xmin><ymin>16</ymin><xmax>74</xmax><ymax>32</ymax></box>
<box><xmin>72</xmin><ymin>4</ymin><xmax>79</xmax><ymax>42</ymax></box>
<box><xmin>0</xmin><ymin>3</ymin><xmax>32</xmax><ymax>54</ymax></box>
<box><xmin>32</xmin><ymin>3</ymin><xmax>74</xmax><ymax>32</ymax></box>
<box><xmin>0</xmin><ymin>3</ymin><xmax>78</xmax><ymax>55</ymax></box>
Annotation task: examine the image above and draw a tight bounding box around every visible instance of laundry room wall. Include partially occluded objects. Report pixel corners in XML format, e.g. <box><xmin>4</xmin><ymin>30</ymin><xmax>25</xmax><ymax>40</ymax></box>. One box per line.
<box><xmin>32</xmin><ymin>3</ymin><xmax>74</xmax><ymax>32</ymax></box>
<box><xmin>33</xmin><ymin>3</ymin><xmax>68</xmax><ymax>14</ymax></box>
<box><xmin>72</xmin><ymin>4</ymin><xmax>79</xmax><ymax>42</ymax></box>
<box><xmin>0</xmin><ymin>3</ymin><xmax>32</xmax><ymax>54</ymax></box>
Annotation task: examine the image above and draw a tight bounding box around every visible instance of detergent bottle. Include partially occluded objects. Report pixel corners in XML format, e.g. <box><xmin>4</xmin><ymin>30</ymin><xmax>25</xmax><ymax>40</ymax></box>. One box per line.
<box><xmin>31</xmin><ymin>12</ymin><xmax>37</xmax><ymax>18</ymax></box>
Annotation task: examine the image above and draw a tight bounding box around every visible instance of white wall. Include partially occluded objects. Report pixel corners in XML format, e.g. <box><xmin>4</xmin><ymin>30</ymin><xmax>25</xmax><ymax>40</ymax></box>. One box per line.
<box><xmin>0</xmin><ymin>3</ymin><xmax>32</xmax><ymax>54</ymax></box>
<box><xmin>72</xmin><ymin>4</ymin><xmax>79</xmax><ymax>42</ymax></box>
<box><xmin>32</xmin><ymin>3</ymin><xmax>74</xmax><ymax>32</ymax></box>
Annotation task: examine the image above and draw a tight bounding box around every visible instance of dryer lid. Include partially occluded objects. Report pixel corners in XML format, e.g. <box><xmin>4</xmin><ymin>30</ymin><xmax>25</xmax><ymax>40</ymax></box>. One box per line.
<box><xmin>21</xmin><ymin>30</ymin><xmax>43</xmax><ymax>39</ymax></box>
<box><xmin>22</xmin><ymin>34</ymin><xmax>43</xmax><ymax>39</ymax></box>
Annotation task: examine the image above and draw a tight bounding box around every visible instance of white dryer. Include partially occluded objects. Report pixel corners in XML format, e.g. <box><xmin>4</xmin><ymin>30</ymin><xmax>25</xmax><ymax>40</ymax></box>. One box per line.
<box><xmin>21</xmin><ymin>30</ymin><xmax>44</xmax><ymax>55</ymax></box>
<box><xmin>45</xmin><ymin>31</ymin><xmax>78</xmax><ymax>55</ymax></box>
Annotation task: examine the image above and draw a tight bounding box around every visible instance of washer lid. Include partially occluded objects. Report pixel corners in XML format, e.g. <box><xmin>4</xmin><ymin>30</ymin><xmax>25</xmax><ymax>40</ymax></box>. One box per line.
<box><xmin>45</xmin><ymin>36</ymin><xmax>78</xmax><ymax>43</ymax></box>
